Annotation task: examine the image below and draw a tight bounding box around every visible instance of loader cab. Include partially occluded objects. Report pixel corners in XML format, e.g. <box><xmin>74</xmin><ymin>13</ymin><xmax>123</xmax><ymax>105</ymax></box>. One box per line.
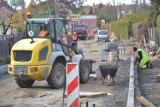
<box><xmin>26</xmin><ymin>18</ymin><xmax>71</xmax><ymax>58</ymax></box>
<box><xmin>26</xmin><ymin>18</ymin><xmax>67</xmax><ymax>43</ymax></box>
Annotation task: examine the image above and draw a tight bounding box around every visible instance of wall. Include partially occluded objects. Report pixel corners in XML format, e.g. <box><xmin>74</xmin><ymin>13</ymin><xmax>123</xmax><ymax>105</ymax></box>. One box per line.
<box><xmin>0</xmin><ymin>32</ymin><xmax>24</xmax><ymax>65</ymax></box>
<box><xmin>80</xmin><ymin>15</ymin><xmax>97</xmax><ymax>33</ymax></box>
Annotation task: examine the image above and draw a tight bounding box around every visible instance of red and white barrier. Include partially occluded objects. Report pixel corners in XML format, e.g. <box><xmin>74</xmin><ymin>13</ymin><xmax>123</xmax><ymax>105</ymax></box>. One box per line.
<box><xmin>66</xmin><ymin>63</ymin><xmax>79</xmax><ymax>107</ymax></box>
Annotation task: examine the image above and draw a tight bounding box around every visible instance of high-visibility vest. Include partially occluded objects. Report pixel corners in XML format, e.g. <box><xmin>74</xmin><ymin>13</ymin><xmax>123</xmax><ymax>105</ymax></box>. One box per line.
<box><xmin>62</xmin><ymin>36</ymin><xmax>68</xmax><ymax>45</ymax></box>
<box><xmin>39</xmin><ymin>30</ymin><xmax>48</xmax><ymax>37</ymax></box>
<box><xmin>72</xmin><ymin>35</ymin><xmax>78</xmax><ymax>41</ymax></box>
<box><xmin>136</xmin><ymin>49</ymin><xmax>150</xmax><ymax>68</ymax></box>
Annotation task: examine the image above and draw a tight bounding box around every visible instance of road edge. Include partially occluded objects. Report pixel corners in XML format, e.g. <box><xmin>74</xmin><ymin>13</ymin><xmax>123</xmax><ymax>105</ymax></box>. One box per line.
<box><xmin>0</xmin><ymin>64</ymin><xmax>9</xmax><ymax>77</ymax></box>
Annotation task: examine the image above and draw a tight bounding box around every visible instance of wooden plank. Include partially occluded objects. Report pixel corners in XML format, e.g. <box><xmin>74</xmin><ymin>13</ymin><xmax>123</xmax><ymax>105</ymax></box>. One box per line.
<box><xmin>65</xmin><ymin>92</ymin><xmax>108</xmax><ymax>98</ymax></box>
<box><xmin>79</xmin><ymin>92</ymin><xmax>108</xmax><ymax>98</ymax></box>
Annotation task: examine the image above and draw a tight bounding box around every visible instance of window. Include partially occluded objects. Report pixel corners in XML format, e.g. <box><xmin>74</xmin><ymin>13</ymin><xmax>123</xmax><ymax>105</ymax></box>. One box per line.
<box><xmin>26</xmin><ymin>21</ymin><xmax>49</xmax><ymax>38</ymax></box>
<box><xmin>99</xmin><ymin>31</ymin><xmax>108</xmax><ymax>35</ymax></box>
<box><xmin>50</xmin><ymin>20</ymin><xmax>55</xmax><ymax>40</ymax></box>
<box><xmin>55</xmin><ymin>20</ymin><xmax>65</xmax><ymax>41</ymax></box>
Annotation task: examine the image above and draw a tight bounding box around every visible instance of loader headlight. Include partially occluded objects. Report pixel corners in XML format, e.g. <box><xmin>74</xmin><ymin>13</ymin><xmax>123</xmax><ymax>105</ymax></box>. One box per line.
<box><xmin>30</xmin><ymin>67</ymin><xmax>38</xmax><ymax>73</ymax></box>
<box><xmin>8</xmin><ymin>67</ymin><xmax>13</xmax><ymax>72</ymax></box>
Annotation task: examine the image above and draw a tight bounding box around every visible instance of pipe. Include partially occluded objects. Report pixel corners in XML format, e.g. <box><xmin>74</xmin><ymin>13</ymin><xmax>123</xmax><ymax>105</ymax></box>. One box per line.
<box><xmin>136</xmin><ymin>96</ymin><xmax>156</xmax><ymax>107</ymax></box>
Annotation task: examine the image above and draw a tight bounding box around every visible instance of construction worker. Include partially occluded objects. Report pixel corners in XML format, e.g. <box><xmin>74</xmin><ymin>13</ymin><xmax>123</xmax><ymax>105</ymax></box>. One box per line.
<box><xmin>63</xmin><ymin>32</ymin><xmax>76</xmax><ymax>57</ymax></box>
<box><xmin>72</xmin><ymin>32</ymin><xmax>78</xmax><ymax>48</ymax></box>
<box><xmin>67</xmin><ymin>31</ymin><xmax>72</xmax><ymax>47</ymax></box>
<box><xmin>62</xmin><ymin>34</ymin><xmax>68</xmax><ymax>45</ymax></box>
<box><xmin>133</xmin><ymin>47</ymin><xmax>150</xmax><ymax>68</ymax></box>
<box><xmin>109</xmin><ymin>32</ymin><xmax>116</xmax><ymax>42</ymax></box>
<box><xmin>39</xmin><ymin>24</ymin><xmax>49</xmax><ymax>37</ymax></box>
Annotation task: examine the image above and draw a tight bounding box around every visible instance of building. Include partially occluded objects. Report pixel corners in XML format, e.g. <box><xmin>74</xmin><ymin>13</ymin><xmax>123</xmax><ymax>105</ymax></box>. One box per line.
<box><xmin>67</xmin><ymin>14</ymin><xmax>97</xmax><ymax>33</ymax></box>
<box><xmin>0</xmin><ymin>1</ymin><xmax>16</xmax><ymax>35</ymax></box>
<box><xmin>80</xmin><ymin>15</ymin><xmax>97</xmax><ymax>33</ymax></box>
<box><xmin>116</xmin><ymin>4</ymin><xmax>137</xmax><ymax>20</ymax></box>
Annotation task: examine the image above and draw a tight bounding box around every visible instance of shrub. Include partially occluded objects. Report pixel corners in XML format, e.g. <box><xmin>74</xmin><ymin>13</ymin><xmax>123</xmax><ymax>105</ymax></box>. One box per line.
<box><xmin>111</xmin><ymin>13</ymin><xmax>148</xmax><ymax>40</ymax></box>
<box><xmin>156</xmin><ymin>15</ymin><xmax>160</xmax><ymax>37</ymax></box>
<box><xmin>111</xmin><ymin>20</ymin><xmax>129</xmax><ymax>40</ymax></box>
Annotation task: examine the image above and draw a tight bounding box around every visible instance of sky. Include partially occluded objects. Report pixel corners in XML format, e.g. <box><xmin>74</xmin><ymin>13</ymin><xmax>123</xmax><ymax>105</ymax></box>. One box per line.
<box><xmin>8</xmin><ymin>0</ymin><xmax>150</xmax><ymax>8</ymax></box>
<box><xmin>84</xmin><ymin>0</ymin><xmax>131</xmax><ymax>5</ymax></box>
<box><xmin>83</xmin><ymin>0</ymin><xmax>150</xmax><ymax>5</ymax></box>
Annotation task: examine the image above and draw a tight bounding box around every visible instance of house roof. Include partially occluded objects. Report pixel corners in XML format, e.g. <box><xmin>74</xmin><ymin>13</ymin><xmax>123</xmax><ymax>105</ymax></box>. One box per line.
<box><xmin>0</xmin><ymin>1</ymin><xmax>16</xmax><ymax>13</ymax></box>
<box><xmin>0</xmin><ymin>1</ymin><xmax>16</xmax><ymax>23</ymax></box>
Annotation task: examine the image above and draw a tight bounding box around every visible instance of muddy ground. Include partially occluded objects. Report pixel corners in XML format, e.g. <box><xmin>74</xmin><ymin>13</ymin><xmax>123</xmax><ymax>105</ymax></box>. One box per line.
<box><xmin>0</xmin><ymin>39</ymin><xmax>159</xmax><ymax>107</ymax></box>
<box><xmin>137</xmin><ymin>59</ymin><xmax>160</xmax><ymax>107</ymax></box>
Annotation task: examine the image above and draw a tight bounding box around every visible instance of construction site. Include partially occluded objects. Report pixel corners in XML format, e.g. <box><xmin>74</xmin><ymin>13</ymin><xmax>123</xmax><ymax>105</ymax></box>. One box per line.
<box><xmin>0</xmin><ymin>0</ymin><xmax>160</xmax><ymax>107</ymax></box>
<box><xmin>0</xmin><ymin>37</ymin><xmax>160</xmax><ymax>107</ymax></box>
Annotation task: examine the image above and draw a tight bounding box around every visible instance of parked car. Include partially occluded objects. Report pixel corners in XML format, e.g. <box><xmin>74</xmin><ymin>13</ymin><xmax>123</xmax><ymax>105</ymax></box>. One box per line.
<box><xmin>95</xmin><ymin>30</ymin><xmax>109</xmax><ymax>42</ymax></box>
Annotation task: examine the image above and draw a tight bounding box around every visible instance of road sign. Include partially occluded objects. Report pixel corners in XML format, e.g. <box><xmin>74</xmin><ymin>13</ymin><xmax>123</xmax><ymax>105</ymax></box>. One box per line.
<box><xmin>66</xmin><ymin>63</ymin><xmax>79</xmax><ymax>107</ymax></box>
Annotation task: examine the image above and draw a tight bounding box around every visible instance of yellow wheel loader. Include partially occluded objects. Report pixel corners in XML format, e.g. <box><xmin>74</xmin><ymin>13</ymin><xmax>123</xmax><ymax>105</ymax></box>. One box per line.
<box><xmin>8</xmin><ymin>18</ymin><xmax>91</xmax><ymax>89</ymax></box>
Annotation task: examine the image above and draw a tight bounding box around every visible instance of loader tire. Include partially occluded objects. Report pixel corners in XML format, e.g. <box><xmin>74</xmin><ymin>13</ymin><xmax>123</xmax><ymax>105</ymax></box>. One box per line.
<box><xmin>80</xmin><ymin>59</ymin><xmax>91</xmax><ymax>83</ymax></box>
<box><xmin>47</xmin><ymin>62</ymin><xmax>65</xmax><ymax>89</ymax></box>
<box><xmin>15</xmin><ymin>78</ymin><xmax>34</xmax><ymax>88</ymax></box>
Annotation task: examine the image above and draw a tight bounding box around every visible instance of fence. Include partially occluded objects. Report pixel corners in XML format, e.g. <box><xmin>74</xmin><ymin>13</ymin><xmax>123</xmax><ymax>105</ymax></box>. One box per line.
<box><xmin>0</xmin><ymin>32</ymin><xmax>25</xmax><ymax>65</ymax></box>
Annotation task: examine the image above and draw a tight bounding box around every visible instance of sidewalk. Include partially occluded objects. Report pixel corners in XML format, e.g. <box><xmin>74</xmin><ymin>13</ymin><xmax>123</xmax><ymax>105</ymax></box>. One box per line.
<box><xmin>0</xmin><ymin>64</ymin><xmax>9</xmax><ymax>76</ymax></box>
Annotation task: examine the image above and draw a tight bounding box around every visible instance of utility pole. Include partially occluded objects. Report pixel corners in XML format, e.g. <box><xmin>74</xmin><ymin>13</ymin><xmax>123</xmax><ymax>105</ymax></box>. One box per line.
<box><xmin>38</xmin><ymin>0</ymin><xmax>41</xmax><ymax>17</ymax></box>
<box><xmin>54</xmin><ymin>0</ymin><xmax>57</xmax><ymax>17</ymax></box>
<box><xmin>142</xmin><ymin>0</ymin><xmax>145</xmax><ymax>12</ymax></box>
<box><xmin>21</xmin><ymin>0</ymin><xmax>25</xmax><ymax>21</ymax></box>
<box><xmin>54</xmin><ymin>0</ymin><xmax>60</xmax><ymax>17</ymax></box>
<box><xmin>47</xmin><ymin>0</ymin><xmax>51</xmax><ymax>17</ymax></box>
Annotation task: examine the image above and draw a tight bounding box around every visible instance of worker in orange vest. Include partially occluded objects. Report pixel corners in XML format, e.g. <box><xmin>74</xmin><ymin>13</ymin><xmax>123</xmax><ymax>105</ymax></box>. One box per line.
<box><xmin>39</xmin><ymin>25</ymin><xmax>49</xmax><ymax>37</ymax></box>
<box><xmin>62</xmin><ymin>34</ymin><xmax>68</xmax><ymax>45</ymax></box>
<box><xmin>72</xmin><ymin>32</ymin><xmax>78</xmax><ymax>48</ymax></box>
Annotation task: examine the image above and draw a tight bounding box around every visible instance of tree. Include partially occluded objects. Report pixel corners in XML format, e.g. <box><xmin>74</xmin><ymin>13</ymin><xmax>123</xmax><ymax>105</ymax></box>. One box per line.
<box><xmin>149</xmin><ymin>0</ymin><xmax>160</xmax><ymax>27</ymax></box>
<box><xmin>0</xmin><ymin>0</ymin><xmax>25</xmax><ymax>34</ymax></box>
<box><xmin>12</xmin><ymin>10</ymin><xmax>25</xmax><ymax>31</ymax></box>
<box><xmin>1</xmin><ymin>14</ymin><xmax>13</xmax><ymax>34</ymax></box>
<box><xmin>0</xmin><ymin>1</ymin><xmax>16</xmax><ymax>34</ymax></box>
<box><xmin>28</xmin><ymin>0</ymin><xmax>85</xmax><ymax>18</ymax></box>
<box><xmin>9</xmin><ymin>0</ymin><xmax>22</xmax><ymax>8</ymax></box>
<box><xmin>147</xmin><ymin>0</ymin><xmax>160</xmax><ymax>45</ymax></box>
<box><xmin>96</xmin><ymin>4</ymin><xmax>117</xmax><ymax>27</ymax></box>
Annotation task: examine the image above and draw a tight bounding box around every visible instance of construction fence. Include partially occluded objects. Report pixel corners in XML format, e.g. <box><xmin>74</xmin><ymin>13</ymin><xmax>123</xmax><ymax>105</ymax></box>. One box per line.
<box><xmin>0</xmin><ymin>32</ymin><xmax>25</xmax><ymax>65</ymax></box>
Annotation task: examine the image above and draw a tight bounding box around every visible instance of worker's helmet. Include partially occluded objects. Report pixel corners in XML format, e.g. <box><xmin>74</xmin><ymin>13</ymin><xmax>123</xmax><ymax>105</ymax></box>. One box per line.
<box><xmin>68</xmin><ymin>32</ymin><xmax>71</xmax><ymax>35</ymax></box>
<box><xmin>133</xmin><ymin>47</ymin><xmax>138</xmax><ymax>52</ymax></box>
<box><xmin>27</xmin><ymin>12</ymin><xmax>31</xmax><ymax>16</ymax></box>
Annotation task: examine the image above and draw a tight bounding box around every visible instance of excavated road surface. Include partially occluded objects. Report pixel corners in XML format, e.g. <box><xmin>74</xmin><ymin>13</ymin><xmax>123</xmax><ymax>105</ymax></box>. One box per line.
<box><xmin>0</xmin><ymin>40</ymin><xmax>134</xmax><ymax>107</ymax></box>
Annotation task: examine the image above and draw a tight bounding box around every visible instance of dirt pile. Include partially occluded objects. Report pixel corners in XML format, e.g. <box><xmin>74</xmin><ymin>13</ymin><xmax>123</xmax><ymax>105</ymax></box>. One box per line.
<box><xmin>151</xmin><ymin>59</ymin><xmax>160</xmax><ymax>69</ymax></box>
